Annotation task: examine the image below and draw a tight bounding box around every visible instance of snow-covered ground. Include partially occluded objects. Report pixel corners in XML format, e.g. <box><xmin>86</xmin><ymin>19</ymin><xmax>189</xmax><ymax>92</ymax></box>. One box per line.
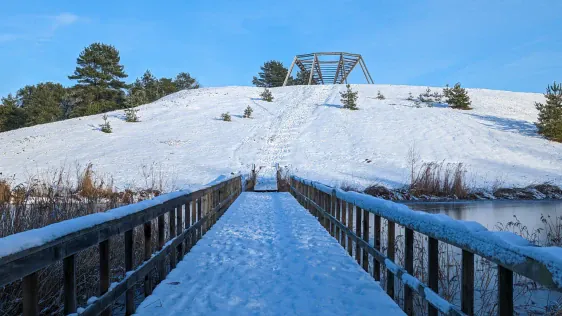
<box><xmin>0</xmin><ymin>84</ymin><xmax>560</xmax><ymax>190</ymax></box>
<box><xmin>136</xmin><ymin>192</ymin><xmax>404</xmax><ymax>315</ymax></box>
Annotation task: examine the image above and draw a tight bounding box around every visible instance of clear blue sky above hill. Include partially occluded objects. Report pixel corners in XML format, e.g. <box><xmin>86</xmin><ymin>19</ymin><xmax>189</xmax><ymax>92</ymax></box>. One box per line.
<box><xmin>1</xmin><ymin>0</ymin><xmax>561</xmax><ymax>96</ymax></box>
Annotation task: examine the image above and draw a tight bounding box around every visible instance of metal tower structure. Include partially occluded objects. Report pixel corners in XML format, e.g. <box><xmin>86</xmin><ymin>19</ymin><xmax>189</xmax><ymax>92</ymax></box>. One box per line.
<box><xmin>283</xmin><ymin>52</ymin><xmax>373</xmax><ymax>86</ymax></box>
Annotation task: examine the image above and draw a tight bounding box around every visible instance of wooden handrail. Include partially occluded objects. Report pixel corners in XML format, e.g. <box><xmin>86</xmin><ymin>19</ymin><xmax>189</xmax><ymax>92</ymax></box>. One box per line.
<box><xmin>0</xmin><ymin>176</ymin><xmax>242</xmax><ymax>316</ymax></box>
<box><xmin>290</xmin><ymin>176</ymin><xmax>562</xmax><ymax>316</ymax></box>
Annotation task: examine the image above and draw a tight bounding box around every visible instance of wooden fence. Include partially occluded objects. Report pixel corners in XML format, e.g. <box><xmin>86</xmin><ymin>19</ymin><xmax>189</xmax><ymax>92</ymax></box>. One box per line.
<box><xmin>0</xmin><ymin>176</ymin><xmax>242</xmax><ymax>316</ymax></box>
<box><xmin>290</xmin><ymin>176</ymin><xmax>562</xmax><ymax>316</ymax></box>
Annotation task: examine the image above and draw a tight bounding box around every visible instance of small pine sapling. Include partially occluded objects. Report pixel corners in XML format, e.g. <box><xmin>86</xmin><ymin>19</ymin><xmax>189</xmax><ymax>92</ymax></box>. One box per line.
<box><xmin>407</xmin><ymin>92</ymin><xmax>414</xmax><ymax>101</ymax></box>
<box><xmin>100</xmin><ymin>114</ymin><xmax>112</xmax><ymax>133</ymax></box>
<box><xmin>535</xmin><ymin>82</ymin><xmax>562</xmax><ymax>142</ymax></box>
<box><xmin>124</xmin><ymin>107</ymin><xmax>139</xmax><ymax>122</ymax></box>
<box><xmin>221</xmin><ymin>112</ymin><xmax>232</xmax><ymax>121</ymax></box>
<box><xmin>446</xmin><ymin>83</ymin><xmax>472</xmax><ymax>110</ymax></box>
<box><xmin>443</xmin><ymin>84</ymin><xmax>451</xmax><ymax>99</ymax></box>
<box><xmin>260</xmin><ymin>88</ymin><xmax>274</xmax><ymax>102</ymax></box>
<box><xmin>243</xmin><ymin>105</ymin><xmax>253</xmax><ymax>118</ymax></box>
<box><xmin>340</xmin><ymin>84</ymin><xmax>359</xmax><ymax>110</ymax></box>
<box><xmin>376</xmin><ymin>90</ymin><xmax>386</xmax><ymax>100</ymax></box>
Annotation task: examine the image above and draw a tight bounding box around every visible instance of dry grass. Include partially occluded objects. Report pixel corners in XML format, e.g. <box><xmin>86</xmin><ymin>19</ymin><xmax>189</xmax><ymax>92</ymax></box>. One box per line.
<box><xmin>410</xmin><ymin>161</ymin><xmax>469</xmax><ymax>198</ymax></box>
<box><xmin>0</xmin><ymin>164</ymin><xmax>169</xmax><ymax>315</ymax></box>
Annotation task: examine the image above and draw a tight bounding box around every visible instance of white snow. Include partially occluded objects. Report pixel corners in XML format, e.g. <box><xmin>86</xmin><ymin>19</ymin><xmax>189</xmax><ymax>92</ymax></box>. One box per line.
<box><xmin>0</xmin><ymin>85</ymin><xmax>560</xmax><ymax>191</ymax></box>
<box><xmin>136</xmin><ymin>192</ymin><xmax>404</xmax><ymax>315</ymax></box>
<box><xmin>295</xmin><ymin>176</ymin><xmax>562</xmax><ymax>288</ymax></box>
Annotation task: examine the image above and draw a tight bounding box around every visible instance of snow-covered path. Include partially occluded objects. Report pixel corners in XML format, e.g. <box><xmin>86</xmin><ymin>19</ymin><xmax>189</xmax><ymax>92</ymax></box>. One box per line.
<box><xmin>136</xmin><ymin>192</ymin><xmax>404</xmax><ymax>315</ymax></box>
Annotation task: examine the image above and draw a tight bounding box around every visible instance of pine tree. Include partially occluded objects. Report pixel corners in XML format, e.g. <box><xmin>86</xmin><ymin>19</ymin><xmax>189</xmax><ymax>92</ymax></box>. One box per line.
<box><xmin>125</xmin><ymin>89</ymin><xmax>148</xmax><ymax>108</ymax></box>
<box><xmin>260</xmin><ymin>88</ymin><xmax>274</xmax><ymax>102</ymax></box>
<box><xmin>535</xmin><ymin>82</ymin><xmax>562</xmax><ymax>142</ymax></box>
<box><xmin>68</xmin><ymin>43</ymin><xmax>127</xmax><ymax>116</ymax></box>
<box><xmin>99</xmin><ymin>114</ymin><xmax>112</xmax><ymax>133</ymax></box>
<box><xmin>292</xmin><ymin>70</ymin><xmax>311</xmax><ymax>85</ymax></box>
<box><xmin>340</xmin><ymin>84</ymin><xmax>359</xmax><ymax>110</ymax></box>
<box><xmin>243</xmin><ymin>105</ymin><xmax>253</xmax><ymax>118</ymax></box>
<box><xmin>124</xmin><ymin>106</ymin><xmax>139</xmax><ymax>122</ymax></box>
<box><xmin>175</xmin><ymin>72</ymin><xmax>200</xmax><ymax>90</ymax></box>
<box><xmin>252</xmin><ymin>61</ymin><xmax>289</xmax><ymax>87</ymax></box>
<box><xmin>17</xmin><ymin>82</ymin><xmax>66</xmax><ymax>126</ymax></box>
<box><xmin>376</xmin><ymin>90</ymin><xmax>385</xmax><ymax>100</ymax></box>
<box><xmin>0</xmin><ymin>94</ymin><xmax>26</xmax><ymax>131</ymax></box>
<box><xmin>446</xmin><ymin>83</ymin><xmax>472</xmax><ymax>110</ymax></box>
<box><xmin>221</xmin><ymin>112</ymin><xmax>232</xmax><ymax>121</ymax></box>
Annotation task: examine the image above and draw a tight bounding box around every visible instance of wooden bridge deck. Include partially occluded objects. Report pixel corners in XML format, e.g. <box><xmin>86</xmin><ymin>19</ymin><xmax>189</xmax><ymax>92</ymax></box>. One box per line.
<box><xmin>136</xmin><ymin>192</ymin><xmax>404</xmax><ymax>315</ymax></box>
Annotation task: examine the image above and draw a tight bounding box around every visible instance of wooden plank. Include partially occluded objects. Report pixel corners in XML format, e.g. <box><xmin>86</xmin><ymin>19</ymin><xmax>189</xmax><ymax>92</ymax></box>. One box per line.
<box><xmin>428</xmin><ymin>237</ymin><xmax>439</xmax><ymax>316</ymax></box>
<box><xmin>347</xmin><ymin>202</ymin><xmax>353</xmax><ymax>257</ymax></box>
<box><xmin>462</xmin><ymin>250</ymin><xmax>474</xmax><ymax>315</ymax></box>
<box><xmin>404</xmin><ymin>228</ymin><xmax>414</xmax><ymax>315</ymax></box>
<box><xmin>334</xmin><ymin>53</ymin><xmax>344</xmax><ymax>84</ymax></box>
<box><xmin>387</xmin><ymin>220</ymin><xmax>395</xmax><ymax>299</ymax></box>
<box><xmin>498</xmin><ymin>265</ymin><xmax>513</xmax><ymax>316</ymax></box>
<box><xmin>355</xmin><ymin>206</ymin><xmax>362</xmax><ymax>264</ymax></box>
<box><xmin>374</xmin><ymin>214</ymin><xmax>381</xmax><ymax>281</ymax></box>
<box><xmin>125</xmin><ymin>229</ymin><xmax>135</xmax><ymax>315</ymax></box>
<box><xmin>362</xmin><ymin>209</ymin><xmax>369</xmax><ymax>273</ymax></box>
<box><xmin>22</xmin><ymin>272</ymin><xmax>38</xmax><ymax>316</ymax></box>
<box><xmin>63</xmin><ymin>254</ymin><xmax>77</xmax><ymax>314</ymax></box>
<box><xmin>143</xmin><ymin>222</ymin><xmax>152</xmax><ymax>297</ymax></box>
<box><xmin>99</xmin><ymin>240</ymin><xmax>111</xmax><ymax>316</ymax></box>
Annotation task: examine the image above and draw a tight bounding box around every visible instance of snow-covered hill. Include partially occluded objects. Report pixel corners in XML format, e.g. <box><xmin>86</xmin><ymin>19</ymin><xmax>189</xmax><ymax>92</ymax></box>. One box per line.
<box><xmin>1</xmin><ymin>85</ymin><xmax>561</xmax><ymax>190</ymax></box>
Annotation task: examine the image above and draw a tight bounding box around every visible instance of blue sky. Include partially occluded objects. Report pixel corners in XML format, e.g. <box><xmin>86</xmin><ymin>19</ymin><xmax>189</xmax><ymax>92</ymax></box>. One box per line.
<box><xmin>0</xmin><ymin>0</ymin><xmax>561</xmax><ymax>96</ymax></box>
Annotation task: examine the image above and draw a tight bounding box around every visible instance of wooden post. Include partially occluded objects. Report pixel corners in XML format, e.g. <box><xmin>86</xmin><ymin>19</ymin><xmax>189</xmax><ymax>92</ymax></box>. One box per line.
<box><xmin>158</xmin><ymin>214</ymin><xmax>166</xmax><ymax>281</ymax></box>
<box><xmin>177</xmin><ymin>204</ymin><xmax>184</xmax><ymax>260</ymax></box>
<box><xmin>374</xmin><ymin>215</ymin><xmax>381</xmax><ymax>281</ymax></box>
<box><xmin>197</xmin><ymin>198</ymin><xmax>202</xmax><ymax>239</ymax></box>
<box><xmin>192</xmin><ymin>199</ymin><xmax>197</xmax><ymax>245</ymax></box>
<box><xmin>347</xmin><ymin>202</ymin><xmax>353</xmax><ymax>257</ymax></box>
<box><xmin>498</xmin><ymin>265</ymin><xmax>513</xmax><ymax>316</ymax></box>
<box><xmin>143</xmin><ymin>222</ymin><xmax>152</xmax><ymax>297</ymax></box>
<box><xmin>387</xmin><ymin>221</ymin><xmax>395</xmax><ymax>299</ymax></box>
<box><xmin>404</xmin><ymin>228</ymin><xmax>414</xmax><ymax>315</ymax></box>
<box><xmin>63</xmin><ymin>255</ymin><xmax>77</xmax><ymax>314</ymax></box>
<box><xmin>329</xmin><ymin>194</ymin><xmax>334</xmax><ymax>236</ymax></box>
<box><xmin>308</xmin><ymin>54</ymin><xmax>317</xmax><ymax>85</ymax></box>
<box><xmin>335</xmin><ymin>197</ymin><xmax>341</xmax><ymax>243</ymax></box>
<box><xmin>22</xmin><ymin>272</ymin><xmax>38</xmax><ymax>316</ymax></box>
<box><xmin>341</xmin><ymin>201</ymin><xmax>347</xmax><ymax>249</ymax></box>
<box><xmin>99</xmin><ymin>239</ymin><xmax>111</xmax><ymax>316</ymax></box>
<box><xmin>169</xmin><ymin>207</ymin><xmax>177</xmax><ymax>269</ymax></box>
<box><xmin>283</xmin><ymin>56</ymin><xmax>297</xmax><ymax>86</ymax></box>
<box><xmin>428</xmin><ymin>237</ymin><xmax>439</xmax><ymax>316</ymax></box>
<box><xmin>362</xmin><ymin>209</ymin><xmax>369</xmax><ymax>273</ymax></box>
<box><xmin>355</xmin><ymin>206</ymin><xmax>362</xmax><ymax>264</ymax></box>
<box><xmin>324</xmin><ymin>193</ymin><xmax>330</xmax><ymax>231</ymax></box>
<box><xmin>186</xmin><ymin>202</ymin><xmax>192</xmax><ymax>252</ymax></box>
<box><xmin>125</xmin><ymin>229</ymin><xmax>135</xmax><ymax>315</ymax></box>
<box><xmin>462</xmin><ymin>250</ymin><xmax>474</xmax><ymax>315</ymax></box>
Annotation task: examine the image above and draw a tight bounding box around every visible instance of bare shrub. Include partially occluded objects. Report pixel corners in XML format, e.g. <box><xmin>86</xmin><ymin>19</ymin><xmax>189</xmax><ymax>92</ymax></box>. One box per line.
<box><xmin>410</xmin><ymin>161</ymin><xmax>468</xmax><ymax>198</ymax></box>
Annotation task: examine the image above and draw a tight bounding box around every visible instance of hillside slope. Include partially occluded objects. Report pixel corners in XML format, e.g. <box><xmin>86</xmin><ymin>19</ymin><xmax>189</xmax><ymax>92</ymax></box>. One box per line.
<box><xmin>0</xmin><ymin>85</ymin><xmax>560</xmax><ymax>190</ymax></box>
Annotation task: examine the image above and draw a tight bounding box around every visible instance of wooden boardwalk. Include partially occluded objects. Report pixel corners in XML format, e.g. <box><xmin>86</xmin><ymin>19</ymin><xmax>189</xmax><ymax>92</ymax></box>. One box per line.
<box><xmin>1</xmin><ymin>174</ymin><xmax>561</xmax><ymax>315</ymax></box>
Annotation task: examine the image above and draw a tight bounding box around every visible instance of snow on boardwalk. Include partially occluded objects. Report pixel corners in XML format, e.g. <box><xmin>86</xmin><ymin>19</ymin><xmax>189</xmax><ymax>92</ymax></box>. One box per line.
<box><xmin>136</xmin><ymin>192</ymin><xmax>404</xmax><ymax>315</ymax></box>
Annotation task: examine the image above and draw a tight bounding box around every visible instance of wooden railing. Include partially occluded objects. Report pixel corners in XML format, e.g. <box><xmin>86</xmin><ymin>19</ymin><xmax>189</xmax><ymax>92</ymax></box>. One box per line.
<box><xmin>290</xmin><ymin>176</ymin><xmax>562</xmax><ymax>316</ymax></box>
<box><xmin>0</xmin><ymin>176</ymin><xmax>242</xmax><ymax>316</ymax></box>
